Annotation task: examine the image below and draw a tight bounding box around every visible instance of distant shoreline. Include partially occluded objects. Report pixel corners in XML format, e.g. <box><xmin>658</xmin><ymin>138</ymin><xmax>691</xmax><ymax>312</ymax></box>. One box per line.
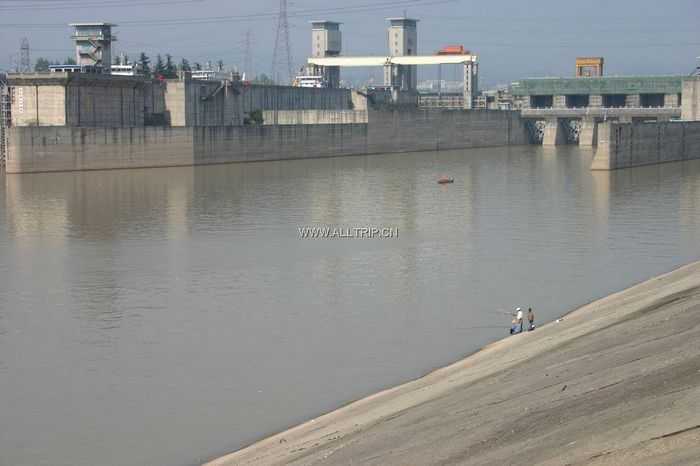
<box><xmin>205</xmin><ymin>260</ymin><xmax>700</xmax><ymax>466</ymax></box>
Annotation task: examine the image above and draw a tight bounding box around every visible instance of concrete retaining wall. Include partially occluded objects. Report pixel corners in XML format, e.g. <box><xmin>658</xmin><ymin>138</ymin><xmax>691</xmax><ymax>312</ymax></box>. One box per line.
<box><xmin>163</xmin><ymin>83</ymin><xmax>355</xmax><ymax>127</ymax></box>
<box><xmin>165</xmin><ymin>80</ymin><xmax>242</xmax><ymax>127</ymax></box>
<box><xmin>591</xmin><ymin>120</ymin><xmax>700</xmax><ymax>170</ymax></box>
<box><xmin>9</xmin><ymin>75</ymin><xmax>147</xmax><ymax>128</ymax></box>
<box><xmin>366</xmin><ymin>109</ymin><xmax>528</xmax><ymax>153</ymax></box>
<box><xmin>239</xmin><ymin>85</ymin><xmax>352</xmax><ymax>113</ymax></box>
<box><xmin>682</xmin><ymin>78</ymin><xmax>700</xmax><ymax>121</ymax></box>
<box><xmin>6</xmin><ymin>126</ymin><xmax>195</xmax><ymax>172</ymax></box>
<box><xmin>65</xmin><ymin>83</ymin><xmax>144</xmax><ymax>127</ymax></box>
<box><xmin>192</xmin><ymin>124</ymin><xmax>369</xmax><ymax>166</ymax></box>
<box><xmin>5</xmin><ymin>109</ymin><xmax>528</xmax><ymax>174</ymax></box>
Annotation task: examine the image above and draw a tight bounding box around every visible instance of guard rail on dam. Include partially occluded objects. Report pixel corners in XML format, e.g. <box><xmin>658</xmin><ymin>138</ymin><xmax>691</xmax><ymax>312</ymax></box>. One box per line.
<box><xmin>4</xmin><ymin>109</ymin><xmax>528</xmax><ymax>174</ymax></box>
<box><xmin>520</xmin><ymin>107</ymin><xmax>682</xmax><ymax>119</ymax></box>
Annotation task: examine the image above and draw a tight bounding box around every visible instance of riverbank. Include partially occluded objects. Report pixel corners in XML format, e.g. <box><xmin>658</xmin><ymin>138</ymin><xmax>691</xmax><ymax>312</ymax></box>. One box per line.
<box><xmin>205</xmin><ymin>260</ymin><xmax>700</xmax><ymax>466</ymax></box>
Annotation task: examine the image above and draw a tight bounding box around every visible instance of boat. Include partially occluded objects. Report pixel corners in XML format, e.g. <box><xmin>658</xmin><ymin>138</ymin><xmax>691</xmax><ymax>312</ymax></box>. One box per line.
<box><xmin>437</xmin><ymin>176</ymin><xmax>454</xmax><ymax>184</ymax></box>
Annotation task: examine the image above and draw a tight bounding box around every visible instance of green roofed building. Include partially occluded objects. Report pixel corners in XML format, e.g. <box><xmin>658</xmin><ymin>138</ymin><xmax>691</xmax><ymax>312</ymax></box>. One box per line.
<box><xmin>511</xmin><ymin>76</ymin><xmax>684</xmax><ymax>109</ymax></box>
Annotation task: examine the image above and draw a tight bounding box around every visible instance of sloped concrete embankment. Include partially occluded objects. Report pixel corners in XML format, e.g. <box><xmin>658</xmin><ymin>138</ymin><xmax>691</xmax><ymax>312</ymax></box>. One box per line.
<box><xmin>206</xmin><ymin>261</ymin><xmax>700</xmax><ymax>466</ymax></box>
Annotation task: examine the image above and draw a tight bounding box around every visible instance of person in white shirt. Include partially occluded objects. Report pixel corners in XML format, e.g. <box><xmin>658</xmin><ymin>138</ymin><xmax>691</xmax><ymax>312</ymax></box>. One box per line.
<box><xmin>516</xmin><ymin>307</ymin><xmax>524</xmax><ymax>333</ymax></box>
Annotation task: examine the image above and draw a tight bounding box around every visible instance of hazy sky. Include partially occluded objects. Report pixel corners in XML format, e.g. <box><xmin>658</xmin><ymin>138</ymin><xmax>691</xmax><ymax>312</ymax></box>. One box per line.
<box><xmin>0</xmin><ymin>0</ymin><xmax>698</xmax><ymax>86</ymax></box>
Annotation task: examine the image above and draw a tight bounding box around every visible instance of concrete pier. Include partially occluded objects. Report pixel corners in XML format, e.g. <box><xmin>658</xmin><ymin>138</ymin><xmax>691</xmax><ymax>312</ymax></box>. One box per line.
<box><xmin>592</xmin><ymin>120</ymin><xmax>700</xmax><ymax>170</ymax></box>
<box><xmin>542</xmin><ymin>117</ymin><xmax>565</xmax><ymax>145</ymax></box>
<box><xmin>682</xmin><ymin>77</ymin><xmax>700</xmax><ymax>121</ymax></box>
<box><xmin>579</xmin><ymin>117</ymin><xmax>598</xmax><ymax>146</ymax></box>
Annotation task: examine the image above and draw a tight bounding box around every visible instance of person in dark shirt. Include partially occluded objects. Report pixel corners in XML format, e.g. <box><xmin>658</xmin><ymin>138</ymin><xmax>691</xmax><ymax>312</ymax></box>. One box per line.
<box><xmin>527</xmin><ymin>307</ymin><xmax>535</xmax><ymax>331</ymax></box>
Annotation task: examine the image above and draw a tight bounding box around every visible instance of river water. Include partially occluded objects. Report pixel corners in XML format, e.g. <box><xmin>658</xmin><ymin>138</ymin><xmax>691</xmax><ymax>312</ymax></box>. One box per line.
<box><xmin>1</xmin><ymin>146</ymin><xmax>700</xmax><ymax>466</ymax></box>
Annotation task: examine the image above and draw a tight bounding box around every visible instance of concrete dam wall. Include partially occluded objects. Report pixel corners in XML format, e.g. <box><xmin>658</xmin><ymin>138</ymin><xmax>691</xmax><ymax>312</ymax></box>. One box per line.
<box><xmin>5</xmin><ymin>109</ymin><xmax>528</xmax><ymax>174</ymax></box>
<box><xmin>591</xmin><ymin>120</ymin><xmax>700</xmax><ymax>170</ymax></box>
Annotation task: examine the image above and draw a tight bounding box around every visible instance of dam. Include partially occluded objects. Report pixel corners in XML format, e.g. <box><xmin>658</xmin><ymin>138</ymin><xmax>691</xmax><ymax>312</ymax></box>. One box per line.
<box><xmin>2</xmin><ymin>71</ymin><xmax>700</xmax><ymax>173</ymax></box>
<box><xmin>1</xmin><ymin>70</ymin><xmax>529</xmax><ymax>174</ymax></box>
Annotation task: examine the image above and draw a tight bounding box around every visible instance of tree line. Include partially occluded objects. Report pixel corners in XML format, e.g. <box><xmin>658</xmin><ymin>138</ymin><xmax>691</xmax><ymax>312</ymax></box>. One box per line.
<box><xmin>33</xmin><ymin>52</ymin><xmax>275</xmax><ymax>83</ymax></box>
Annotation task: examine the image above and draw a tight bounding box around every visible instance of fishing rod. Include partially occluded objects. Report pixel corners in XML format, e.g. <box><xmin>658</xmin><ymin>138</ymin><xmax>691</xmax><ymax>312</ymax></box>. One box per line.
<box><xmin>455</xmin><ymin>325</ymin><xmax>510</xmax><ymax>331</ymax></box>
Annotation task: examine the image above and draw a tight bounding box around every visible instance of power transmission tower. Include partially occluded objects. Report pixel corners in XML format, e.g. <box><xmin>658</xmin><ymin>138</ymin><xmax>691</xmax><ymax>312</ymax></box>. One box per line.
<box><xmin>10</xmin><ymin>53</ymin><xmax>19</xmax><ymax>73</ymax></box>
<box><xmin>20</xmin><ymin>38</ymin><xmax>31</xmax><ymax>73</ymax></box>
<box><xmin>271</xmin><ymin>0</ymin><xmax>293</xmax><ymax>84</ymax></box>
<box><xmin>243</xmin><ymin>29</ymin><xmax>253</xmax><ymax>79</ymax></box>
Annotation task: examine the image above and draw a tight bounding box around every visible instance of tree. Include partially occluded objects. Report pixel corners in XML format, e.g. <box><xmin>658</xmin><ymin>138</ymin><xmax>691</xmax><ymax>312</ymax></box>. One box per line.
<box><xmin>244</xmin><ymin>109</ymin><xmax>264</xmax><ymax>125</ymax></box>
<box><xmin>217</xmin><ymin>59</ymin><xmax>224</xmax><ymax>71</ymax></box>
<box><xmin>253</xmin><ymin>73</ymin><xmax>274</xmax><ymax>85</ymax></box>
<box><xmin>164</xmin><ymin>54</ymin><xmax>177</xmax><ymax>78</ymax></box>
<box><xmin>138</xmin><ymin>52</ymin><xmax>151</xmax><ymax>77</ymax></box>
<box><xmin>34</xmin><ymin>57</ymin><xmax>50</xmax><ymax>72</ymax></box>
<box><xmin>179</xmin><ymin>58</ymin><xmax>191</xmax><ymax>72</ymax></box>
<box><xmin>154</xmin><ymin>54</ymin><xmax>165</xmax><ymax>78</ymax></box>
<box><xmin>65</xmin><ymin>57</ymin><xmax>77</xmax><ymax>65</ymax></box>
<box><xmin>193</xmin><ymin>62</ymin><xmax>202</xmax><ymax>71</ymax></box>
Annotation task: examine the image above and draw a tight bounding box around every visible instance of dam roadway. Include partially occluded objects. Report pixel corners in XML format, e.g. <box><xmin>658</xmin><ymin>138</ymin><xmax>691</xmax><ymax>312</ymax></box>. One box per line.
<box><xmin>207</xmin><ymin>261</ymin><xmax>700</xmax><ymax>466</ymax></box>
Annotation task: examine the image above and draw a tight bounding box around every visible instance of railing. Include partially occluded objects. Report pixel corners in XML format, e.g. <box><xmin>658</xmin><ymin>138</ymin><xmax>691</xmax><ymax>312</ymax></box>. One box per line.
<box><xmin>520</xmin><ymin>106</ymin><xmax>681</xmax><ymax>118</ymax></box>
<box><xmin>418</xmin><ymin>95</ymin><xmax>464</xmax><ymax>108</ymax></box>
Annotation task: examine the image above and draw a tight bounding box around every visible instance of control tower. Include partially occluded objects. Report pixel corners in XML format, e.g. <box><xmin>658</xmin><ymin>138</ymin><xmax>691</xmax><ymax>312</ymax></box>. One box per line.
<box><xmin>70</xmin><ymin>23</ymin><xmax>117</xmax><ymax>73</ymax></box>
<box><xmin>385</xmin><ymin>17</ymin><xmax>418</xmax><ymax>91</ymax></box>
<box><xmin>310</xmin><ymin>21</ymin><xmax>342</xmax><ymax>87</ymax></box>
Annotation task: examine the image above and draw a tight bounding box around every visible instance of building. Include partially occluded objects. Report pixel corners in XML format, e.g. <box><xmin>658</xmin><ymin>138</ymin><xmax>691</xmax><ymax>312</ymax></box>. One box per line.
<box><xmin>6</xmin><ymin>72</ymin><xmax>152</xmax><ymax>127</ymax></box>
<box><xmin>306</xmin><ymin>16</ymin><xmax>478</xmax><ymax>108</ymax></box>
<box><xmin>385</xmin><ymin>17</ymin><xmax>418</xmax><ymax>91</ymax></box>
<box><xmin>111</xmin><ymin>63</ymin><xmax>139</xmax><ymax>76</ymax></box>
<box><xmin>512</xmin><ymin>76</ymin><xmax>683</xmax><ymax>110</ymax></box>
<box><xmin>191</xmin><ymin>69</ymin><xmax>237</xmax><ymax>81</ymax></box>
<box><xmin>511</xmin><ymin>75</ymin><xmax>696</xmax><ymax>146</ymax></box>
<box><xmin>475</xmin><ymin>87</ymin><xmax>513</xmax><ymax>110</ymax></box>
<box><xmin>311</xmin><ymin>20</ymin><xmax>341</xmax><ymax>58</ymax></box>
<box><xmin>295</xmin><ymin>75</ymin><xmax>326</xmax><ymax>88</ymax></box>
<box><xmin>70</xmin><ymin>22</ymin><xmax>117</xmax><ymax>73</ymax></box>
<box><xmin>2</xmin><ymin>70</ymin><xmax>352</xmax><ymax>131</ymax></box>
<box><xmin>575</xmin><ymin>57</ymin><xmax>604</xmax><ymax>77</ymax></box>
<box><xmin>308</xmin><ymin>21</ymin><xmax>342</xmax><ymax>88</ymax></box>
<box><xmin>49</xmin><ymin>64</ymin><xmax>102</xmax><ymax>74</ymax></box>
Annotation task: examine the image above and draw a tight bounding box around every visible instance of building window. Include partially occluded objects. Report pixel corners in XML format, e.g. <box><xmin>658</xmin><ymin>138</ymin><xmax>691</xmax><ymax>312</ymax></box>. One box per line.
<box><xmin>602</xmin><ymin>94</ymin><xmax>626</xmax><ymax>108</ymax></box>
<box><xmin>530</xmin><ymin>95</ymin><xmax>553</xmax><ymax>109</ymax></box>
<box><xmin>565</xmin><ymin>94</ymin><xmax>589</xmax><ymax>108</ymax></box>
<box><xmin>640</xmin><ymin>93</ymin><xmax>665</xmax><ymax>108</ymax></box>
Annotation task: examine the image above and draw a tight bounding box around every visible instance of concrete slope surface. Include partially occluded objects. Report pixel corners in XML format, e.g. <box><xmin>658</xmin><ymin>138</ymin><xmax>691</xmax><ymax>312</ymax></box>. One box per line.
<box><xmin>205</xmin><ymin>261</ymin><xmax>700</xmax><ymax>466</ymax></box>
